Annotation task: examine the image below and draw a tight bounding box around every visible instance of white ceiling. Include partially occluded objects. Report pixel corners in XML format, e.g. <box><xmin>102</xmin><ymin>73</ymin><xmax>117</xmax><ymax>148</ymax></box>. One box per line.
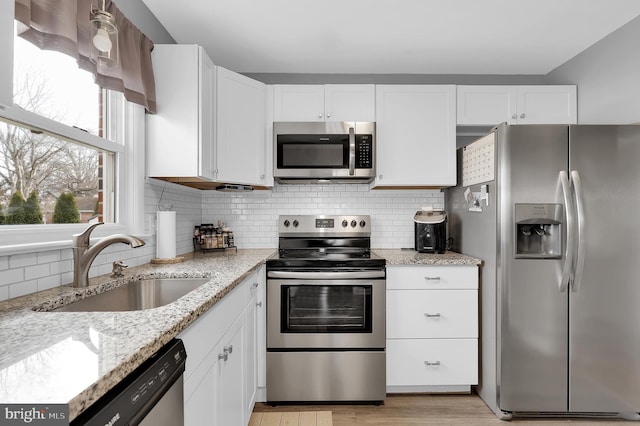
<box><xmin>141</xmin><ymin>0</ymin><xmax>640</xmax><ymax>75</ymax></box>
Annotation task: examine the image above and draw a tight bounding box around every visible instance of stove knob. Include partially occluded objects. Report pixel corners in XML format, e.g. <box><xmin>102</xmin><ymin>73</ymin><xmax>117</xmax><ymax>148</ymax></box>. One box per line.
<box><xmin>351</xmin><ymin>220</ymin><xmax>357</xmax><ymax>228</ymax></box>
<box><xmin>342</xmin><ymin>220</ymin><xmax>348</xmax><ymax>228</ymax></box>
<box><xmin>283</xmin><ymin>220</ymin><xmax>290</xmax><ymax>227</ymax></box>
<box><xmin>293</xmin><ymin>220</ymin><xmax>299</xmax><ymax>228</ymax></box>
<box><xmin>360</xmin><ymin>220</ymin><xmax>366</xmax><ymax>228</ymax></box>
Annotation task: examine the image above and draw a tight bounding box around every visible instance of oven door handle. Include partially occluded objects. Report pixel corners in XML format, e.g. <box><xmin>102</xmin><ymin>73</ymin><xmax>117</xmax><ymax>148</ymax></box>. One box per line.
<box><xmin>267</xmin><ymin>270</ymin><xmax>385</xmax><ymax>280</ymax></box>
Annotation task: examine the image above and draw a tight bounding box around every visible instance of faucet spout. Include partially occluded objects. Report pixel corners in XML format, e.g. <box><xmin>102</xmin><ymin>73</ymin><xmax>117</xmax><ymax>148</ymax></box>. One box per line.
<box><xmin>72</xmin><ymin>223</ymin><xmax>145</xmax><ymax>288</ymax></box>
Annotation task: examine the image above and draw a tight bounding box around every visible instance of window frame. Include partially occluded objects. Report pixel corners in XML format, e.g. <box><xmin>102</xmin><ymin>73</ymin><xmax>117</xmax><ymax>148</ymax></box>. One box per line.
<box><xmin>0</xmin><ymin>4</ymin><xmax>146</xmax><ymax>255</ymax></box>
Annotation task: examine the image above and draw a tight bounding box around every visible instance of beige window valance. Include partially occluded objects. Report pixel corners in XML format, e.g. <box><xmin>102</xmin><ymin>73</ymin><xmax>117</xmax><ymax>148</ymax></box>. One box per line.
<box><xmin>14</xmin><ymin>0</ymin><xmax>157</xmax><ymax>113</ymax></box>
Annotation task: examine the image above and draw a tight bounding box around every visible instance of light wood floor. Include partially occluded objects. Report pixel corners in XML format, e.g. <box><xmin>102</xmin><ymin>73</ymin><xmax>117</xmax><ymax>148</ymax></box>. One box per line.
<box><xmin>249</xmin><ymin>411</ymin><xmax>332</xmax><ymax>426</ymax></box>
<box><xmin>253</xmin><ymin>394</ymin><xmax>634</xmax><ymax>425</ymax></box>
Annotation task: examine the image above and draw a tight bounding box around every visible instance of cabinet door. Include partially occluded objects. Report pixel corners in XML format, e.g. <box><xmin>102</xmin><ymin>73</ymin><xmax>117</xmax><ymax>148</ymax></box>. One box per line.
<box><xmin>244</xmin><ymin>281</ymin><xmax>258</xmax><ymax>419</ymax></box>
<box><xmin>147</xmin><ymin>45</ymin><xmax>200</xmax><ymax>177</ymax></box>
<box><xmin>184</xmin><ymin>354</ymin><xmax>221</xmax><ymax>426</ymax></box>
<box><xmin>456</xmin><ymin>85</ymin><xmax>517</xmax><ymax>125</ymax></box>
<box><xmin>324</xmin><ymin>84</ymin><xmax>375</xmax><ymax>121</ymax></box>
<box><xmin>375</xmin><ymin>85</ymin><xmax>456</xmax><ymax>187</ymax></box>
<box><xmin>256</xmin><ymin>267</ymin><xmax>267</xmax><ymax>392</ymax></box>
<box><xmin>215</xmin><ymin>67</ymin><xmax>267</xmax><ymax>185</ymax></box>
<box><xmin>517</xmin><ymin>85</ymin><xmax>577</xmax><ymax>124</ymax></box>
<box><xmin>198</xmin><ymin>49</ymin><xmax>216</xmax><ymax>180</ymax></box>
<box><xmin>146</xmin><ymin>45</ymin><xmax>215</xmax><ymax>180</ymax></box>
<box><xmin>217</xmin><ymin>317</ymin><xmax>244</xmax><ymax>426</ymax></box>
<box><xmin>273</xmin><ymin>85</ymin><xmax>325</xmax><ymax>121</ymax></box>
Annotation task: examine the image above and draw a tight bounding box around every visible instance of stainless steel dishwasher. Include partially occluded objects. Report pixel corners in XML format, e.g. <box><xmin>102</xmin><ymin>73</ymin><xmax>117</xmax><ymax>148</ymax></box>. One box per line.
<box><xmin>71</xmin><ymin>339</ymin><xmax>186</xmax><ymax>426</ymax></box>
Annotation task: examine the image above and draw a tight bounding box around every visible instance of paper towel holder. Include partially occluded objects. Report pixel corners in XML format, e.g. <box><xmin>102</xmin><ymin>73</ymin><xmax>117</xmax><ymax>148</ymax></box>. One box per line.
<box><xmin>151</xmin><ymin>210</ymin><xmax>185</xmax><ymax>264</ymax></box>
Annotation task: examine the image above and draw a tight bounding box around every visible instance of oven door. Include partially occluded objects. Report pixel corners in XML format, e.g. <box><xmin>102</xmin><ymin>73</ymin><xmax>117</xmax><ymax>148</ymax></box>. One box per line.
<box><xmin>267</xmin><ymin>270</ymin><xmax>385</xmax><ymax>349</ymax></box>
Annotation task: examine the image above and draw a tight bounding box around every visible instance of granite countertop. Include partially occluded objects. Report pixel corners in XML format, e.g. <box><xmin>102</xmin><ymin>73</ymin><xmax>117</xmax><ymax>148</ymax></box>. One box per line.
<box><xmin>372</xmin><ymin>249</ymin><xmax>482</xmax><ymax>265</ymax></box>
<box><xmin>0</xmin><ymin>247</ymin><xmax>479</xmax><ymax>420</ymax></box>
<box><xmin>0</xmin><ymin>249</ymin><xmax>275</xmax><ymax>421</ymax></box>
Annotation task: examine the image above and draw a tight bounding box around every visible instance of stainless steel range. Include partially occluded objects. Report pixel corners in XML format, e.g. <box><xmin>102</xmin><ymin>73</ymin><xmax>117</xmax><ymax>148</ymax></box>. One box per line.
<box><xmin>266</xmin><ymin>214</ymin><xmax>386</xmax><ymax>403</ymax></box>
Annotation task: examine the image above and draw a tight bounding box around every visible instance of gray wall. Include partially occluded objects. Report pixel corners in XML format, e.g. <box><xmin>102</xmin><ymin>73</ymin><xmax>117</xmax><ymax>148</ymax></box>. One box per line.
<box><xmin>547</xmin><ymin>15</ymin><xmax>640</xmax><ymax>124</ymax></box>
<box><xmin>112</xmin><ymin>0</ymin><xmax>175</xmax><ymax>44</ymax></box>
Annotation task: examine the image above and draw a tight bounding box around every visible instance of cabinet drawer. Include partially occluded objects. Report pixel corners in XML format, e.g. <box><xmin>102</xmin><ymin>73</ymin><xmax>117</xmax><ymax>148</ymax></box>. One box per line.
<box><xmin>387</xmin><ymin>339</ymin><xmax>478</xmax><ymax>386</ymax></box>
<box><xmin>387</xmin><ymin>290</ymin><xmax>477</xmax><ymax>338</ymax></box>
<box><xmin>387</xmin><ymin>265</ymin><xmax>477</xmax><ymax>290</ymax></box>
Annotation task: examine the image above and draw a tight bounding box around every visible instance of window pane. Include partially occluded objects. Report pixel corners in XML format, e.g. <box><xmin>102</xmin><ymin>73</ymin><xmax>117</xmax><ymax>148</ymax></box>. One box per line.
<box><xmin>0</xmin><ymin>118</ymin><xmax>114</xmax><ymax>225</ymax></box>
<box><xmin>13</xmin><ymin>22</ymin><xmax>104</xmax><ymax>138</ymax></box>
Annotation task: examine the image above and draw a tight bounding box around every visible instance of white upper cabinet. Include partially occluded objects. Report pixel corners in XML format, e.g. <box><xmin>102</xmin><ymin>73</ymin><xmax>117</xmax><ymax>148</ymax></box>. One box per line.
<box><xmin>273</xmin><ymin>84</ymin><xmax>375</xmax><ymax>122</ymax></box>
<box><xmin>516</xmin><ymin>85</ymin><xmax>577</xmax><ymax>124</ymax></box>
<box><xmin>147</xmin><ymin>45</ymin><xmax>271</xmax><ymax>187</ymax></box>
<box><xmin>374</xmin><ymin>85</ymin><xmax>456</xmax><ymax>187</ymax></box>
<box><xmin>215</xmin><ymin>66</ymin><xmax>269</xmax><ymax>186</ymax></box>
<box><xmin>146</xmin><ymin>44</ymin><xmax>216</xmax><ymax>180</ymax></box>
<box><xmin>457</xmin><ymin>85</ymin><xmax>577</xmax><ymax>125</ymax></box>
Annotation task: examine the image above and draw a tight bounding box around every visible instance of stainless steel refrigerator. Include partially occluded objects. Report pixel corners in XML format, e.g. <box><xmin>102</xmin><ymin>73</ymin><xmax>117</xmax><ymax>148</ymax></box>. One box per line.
<box><xmin>447</xmin><ymin>124</ymin><xmax>640</xmax><ymax>420</ymax></box>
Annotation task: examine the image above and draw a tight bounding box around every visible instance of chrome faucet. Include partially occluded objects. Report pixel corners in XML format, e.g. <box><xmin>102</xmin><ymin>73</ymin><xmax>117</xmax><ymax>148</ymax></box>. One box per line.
<box><xmin>72</xmin><ymin>222</ymin><xmax>145</xmax><ymax>288</ymax></box>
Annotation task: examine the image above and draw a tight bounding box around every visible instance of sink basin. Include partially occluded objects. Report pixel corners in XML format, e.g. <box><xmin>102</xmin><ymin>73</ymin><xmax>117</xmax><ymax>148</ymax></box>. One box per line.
<box><xmin>53</xmin><ymin>278</ymin><xmax>210</xmax><ymax>312</ymax></box>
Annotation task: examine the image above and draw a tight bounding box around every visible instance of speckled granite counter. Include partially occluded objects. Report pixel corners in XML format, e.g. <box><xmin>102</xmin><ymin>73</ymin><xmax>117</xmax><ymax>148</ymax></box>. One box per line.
<box><xmin>372</xmin><ymin>249</ymin><xmax>482</xmax><ymax>265</ymax></box>
<box><xmin>0</xmin><ymin>249</ymin><xmax>275</xmax><ymax>421</ymax></box>
<box><xmin>0</xmin><ymin>247</ymin><xmax>479</xmax><ymax>420</ymax></box>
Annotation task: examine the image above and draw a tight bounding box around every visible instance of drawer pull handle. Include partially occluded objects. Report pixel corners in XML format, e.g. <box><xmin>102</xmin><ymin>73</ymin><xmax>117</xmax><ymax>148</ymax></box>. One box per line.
<box><xmin>257</xmin><ymin>301</ymin><xmax>263</xmax><ymax>307</ymax></box>
<box><xmin>424</xmin><ymin>276</ymin><xmax>441</xmax><ymax>281</ymax></box>
<box><xmin>224</xmin><ymin>345</ymin><xmax>233</xmax><ymax>354</ymax></box>
<box><xmin>424</xmin><ymin>361</ymin><xmax>441</xmax><ymax>366</ymax></box>
<box><xmin>218</xmin><ymin>352</ymin><xmax>228</xmax><ymax>361</ymax></box>
<box><xmin>424</xmin><ymin>313</ymin><xmax>441</xmax><ymax>318</ymax></box>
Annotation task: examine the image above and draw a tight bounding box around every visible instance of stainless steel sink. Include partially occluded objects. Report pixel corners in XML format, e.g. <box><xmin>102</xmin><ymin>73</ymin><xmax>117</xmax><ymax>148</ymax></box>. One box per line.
<box><xmin>54</xmin><ymin>278</ymin><xmax>210</xmax><ymax>312</ymax></box>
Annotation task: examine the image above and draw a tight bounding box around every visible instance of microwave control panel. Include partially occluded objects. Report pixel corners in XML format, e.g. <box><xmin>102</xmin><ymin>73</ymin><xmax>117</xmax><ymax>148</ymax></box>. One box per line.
<box><xmin>355</xmin><ymin>135</ymin><xmax>373</xmax><ymax>168</ymax></box>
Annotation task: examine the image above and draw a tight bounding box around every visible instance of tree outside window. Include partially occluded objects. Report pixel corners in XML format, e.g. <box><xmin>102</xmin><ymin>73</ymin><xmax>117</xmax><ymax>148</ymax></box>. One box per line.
<box><xmin>0</xmin><ymin>25</ymin><xmax>106</xmax><ymax>225</ymax></box>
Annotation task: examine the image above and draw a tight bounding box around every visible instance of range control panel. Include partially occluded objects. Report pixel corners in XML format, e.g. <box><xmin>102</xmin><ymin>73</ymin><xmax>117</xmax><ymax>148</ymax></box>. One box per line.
<box><xmin>278</xmin><ymin>215</ymin><xmax>371</xmax><ymax>235</ymax></box>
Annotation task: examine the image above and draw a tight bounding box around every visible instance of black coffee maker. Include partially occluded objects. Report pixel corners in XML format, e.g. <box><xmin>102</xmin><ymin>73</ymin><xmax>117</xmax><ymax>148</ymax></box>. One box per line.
<box><xmin>414</xmin><ymin>210</ymin><xmax>447</xmax><ymax>253</ymax></box>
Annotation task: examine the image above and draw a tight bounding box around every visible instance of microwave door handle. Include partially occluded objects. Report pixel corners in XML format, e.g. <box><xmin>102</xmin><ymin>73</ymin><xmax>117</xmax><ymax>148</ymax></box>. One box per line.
<box><xmin>348</xmin><ymin>127</ymin><xmax>355</xmax><ymax>176</ymax></box>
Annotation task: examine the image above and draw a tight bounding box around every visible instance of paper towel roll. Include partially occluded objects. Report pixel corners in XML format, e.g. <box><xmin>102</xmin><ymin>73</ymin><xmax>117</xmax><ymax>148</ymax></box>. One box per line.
<box><xmin>156</xmin><ymin>211</ymin><xmax>176</xmax><ymax>259</ymax></box>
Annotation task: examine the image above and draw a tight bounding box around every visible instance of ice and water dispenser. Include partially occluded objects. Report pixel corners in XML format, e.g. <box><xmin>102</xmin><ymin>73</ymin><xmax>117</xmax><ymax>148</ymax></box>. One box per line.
<box><xmin>515</xmin><ymin>204</ymin><xmax>563</xmax><ymax>258</ymax></box>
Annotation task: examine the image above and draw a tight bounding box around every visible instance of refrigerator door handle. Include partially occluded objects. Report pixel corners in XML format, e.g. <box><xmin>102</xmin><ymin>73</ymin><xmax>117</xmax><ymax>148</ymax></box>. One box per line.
<box><xmin>571</xmin><ymin>170</ymin><xmax>586</xmax><ymax>292</ymax></box>
<box><xmin>559</xmin><ymin>171</ymin><xmax>574</xmax><ymax>292</ymax></box>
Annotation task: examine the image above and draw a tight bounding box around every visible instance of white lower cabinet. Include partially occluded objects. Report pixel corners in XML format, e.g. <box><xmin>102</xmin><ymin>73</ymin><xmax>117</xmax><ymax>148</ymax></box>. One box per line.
<box><xmin>387</xmin><ymin>339</ymin><xmax>478</xmax><ymax>386</ymax></box>
<box><xmin>180</xmin><ymin>265</ymin><xmax>265</xmax><ymax>426</ymax></box>
<box><xmin>386</xmin><ymin>265</ymin><xmax>478</xmax><ymax>393</ymax></box>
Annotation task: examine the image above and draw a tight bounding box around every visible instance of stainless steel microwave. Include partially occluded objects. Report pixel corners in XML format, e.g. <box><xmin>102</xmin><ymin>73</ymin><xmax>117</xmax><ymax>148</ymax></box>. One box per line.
<box><xmin>273</xmin><ymin>122</ymin><xmax>376</xmax><ymax>183</ymax></box>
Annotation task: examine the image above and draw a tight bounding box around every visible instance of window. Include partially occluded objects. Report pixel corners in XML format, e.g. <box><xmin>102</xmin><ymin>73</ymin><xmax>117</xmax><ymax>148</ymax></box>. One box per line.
<box><xmin>0</xmin><ymin>10</ymin><xmax>144</xmax><ymax>250</ymax></box>
<box><xmin>0</xmin><ymin>27</ymin><xmax>114</xmax><ymax>227</ymax></box>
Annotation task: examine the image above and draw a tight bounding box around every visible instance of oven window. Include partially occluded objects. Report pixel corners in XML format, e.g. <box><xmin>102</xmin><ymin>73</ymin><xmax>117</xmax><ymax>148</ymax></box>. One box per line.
<box><xmin>281</xmin><ymin>285</ymin><xmax>372</xmax><ymax>333</ymax></box>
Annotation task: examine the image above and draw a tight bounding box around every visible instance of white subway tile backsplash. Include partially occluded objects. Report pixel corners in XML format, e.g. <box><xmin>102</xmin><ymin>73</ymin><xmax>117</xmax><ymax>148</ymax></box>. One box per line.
<box><xmin>202</xmin><ymin>183</ymin><xmax>444</xmax><ymax>249</ymax></box>
<box><xmin>0</xmin><ymin>285</ymin><xmax>8</xmax><ymax>301</ymax></box>
<box><xmin>9</xmin><ymin>280</ymin><xmax>38</xmax><ymax>299</ymax></box>
<box><xmin>2</xmin><ymin>179</ymin><xmax>444</xmax><ymax>300</ymax></box>
<box><xmin>24</xmin><ymin>264</ymin><xmax>50</xmax><ymax>281</ymax></box>
<box><xmin>37</xmin><ymin>275</ymin><xmax>61</xmax><ymax>292</ymax></box>
<box><xmin>0</xmin><ymin>268</ymin><xmax>24</xmax><ymax>286</ymax></box>
<box><xmin>9</xmin><ymin>253</ymin><xmax>38</xmax><ymax>269</ymax></box>
<box><xmin>37</xmin><ymin>251</ymin><xmax>61</xmax><ymax>264</ymax></box>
